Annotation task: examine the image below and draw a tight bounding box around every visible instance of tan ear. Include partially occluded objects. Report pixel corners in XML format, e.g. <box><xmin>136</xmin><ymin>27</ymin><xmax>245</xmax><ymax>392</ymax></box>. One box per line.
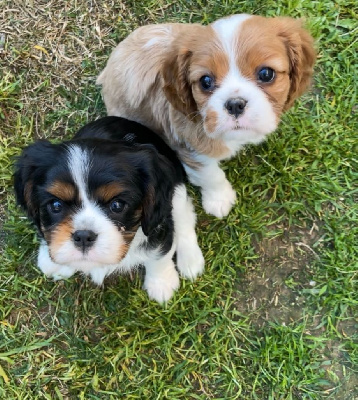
<box><xmin>161</xmin><ymin>47</ymin><xmax>198</xmax><ymax>118</ymax></box>
<box><xmin>277</xmin><ymin>18</ymin><xmax>316</xmax><ymax>110</ymax></box>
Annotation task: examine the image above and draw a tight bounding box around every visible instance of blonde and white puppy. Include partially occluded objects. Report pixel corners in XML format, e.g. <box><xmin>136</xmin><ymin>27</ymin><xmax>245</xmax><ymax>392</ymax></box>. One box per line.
<box><xmin>97</xmin><ymin>14</ymin><xmax>316</xmax><ymax>218</ymax></box>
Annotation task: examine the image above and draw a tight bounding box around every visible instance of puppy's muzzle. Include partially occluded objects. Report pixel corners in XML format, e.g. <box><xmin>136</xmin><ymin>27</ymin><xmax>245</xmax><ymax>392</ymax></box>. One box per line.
<box><xmin>225</xmin><ymin>97</ymin><xmax>247</xmax><ymax>118</ymax></box>
<box><xmin>72</xmin><ymin>230</ymin><xmax>98</xmax><ymax>252</ymax></box>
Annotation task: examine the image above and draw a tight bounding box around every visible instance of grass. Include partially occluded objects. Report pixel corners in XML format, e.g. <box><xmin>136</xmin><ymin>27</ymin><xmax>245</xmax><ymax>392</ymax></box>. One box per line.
<box><xmin>1</xmin><ymin>0</ymin><xmax>357</xmax><ymax>398</ymax></box>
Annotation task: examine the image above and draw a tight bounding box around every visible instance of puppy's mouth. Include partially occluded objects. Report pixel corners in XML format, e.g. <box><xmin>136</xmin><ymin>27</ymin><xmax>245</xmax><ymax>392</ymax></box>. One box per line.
<box><xmin>223</xmin><ymin>116</ymin><xmax>253</xmax><ymax>133</ymax></box>
<box><xmin>233</xmin><ymin>120</ymin><xmax>252</xmax><ymax>131</ymax></box>
<box><xmin>49</xmin><ymin>247</ymin><xmax>96</xmax><ymax>263</ymax></box>
<box><xmin>233</xmin><ymin>120</ymin><xmax>247</xmax><ymax>130</ymax></box>
<box><xmin>48</xmin><ymin>241</ymin><xmax>128</xmax><ymax>268</ymax></box>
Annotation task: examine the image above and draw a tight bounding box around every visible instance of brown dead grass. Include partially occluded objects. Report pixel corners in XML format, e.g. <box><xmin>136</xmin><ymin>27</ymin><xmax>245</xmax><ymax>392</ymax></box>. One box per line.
<box><xmin>1</xmin><ymin>0</ymin><xmax>131</xmax><ymax>138</ymax></box>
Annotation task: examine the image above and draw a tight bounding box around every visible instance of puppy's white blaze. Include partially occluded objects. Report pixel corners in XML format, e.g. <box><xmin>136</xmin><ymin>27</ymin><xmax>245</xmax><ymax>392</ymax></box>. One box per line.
<box><xmin>212</xmin><ymin>13</ymin><xmax>251</xmax><ymax>55</ymax></box>
<box><xmin>66</xmin><ymin>145</ymin><xmax>91</xmax><ymax>204</ymax></box>
<box><xmin>213</xmin><ymin>15</ymin><xmax>250</xmax><ymax>91</ymax></box>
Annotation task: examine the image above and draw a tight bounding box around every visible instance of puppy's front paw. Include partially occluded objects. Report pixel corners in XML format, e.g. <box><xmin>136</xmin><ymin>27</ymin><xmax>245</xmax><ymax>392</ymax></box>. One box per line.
<box><xmin>90</xmin><ymin>268</ymin><xmax>107</xmax><ymax>286</ymax></box>
<box><xmin>202</xmin><ymin>183</ymin><xmax>236</xmax><ymax>218</ymax></box>
<box><xmin>177</xmin><ymin>240</ymin><xmax>205</xmax><ymax>280</ymax></box>
<box><xmin>37</xmin><ymin>245</ymin><xmax>75</xmax><ymax>280</ymax></box>
<box><xmin>51</xmin><ymin>266</ymin><xmax>75</xmax><ymax>281</ymax></box>
<box><xmin>143</xmin><ymin>267</ymin><xmax>180</xmax><ymax>303</ymax></box>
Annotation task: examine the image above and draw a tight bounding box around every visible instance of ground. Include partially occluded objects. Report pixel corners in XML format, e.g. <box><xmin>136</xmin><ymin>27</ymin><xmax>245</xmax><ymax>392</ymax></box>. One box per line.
<box><xmin>0</xmin><ymin>1</ymin><xmax>357</xmax><ymax>399</ymax></box>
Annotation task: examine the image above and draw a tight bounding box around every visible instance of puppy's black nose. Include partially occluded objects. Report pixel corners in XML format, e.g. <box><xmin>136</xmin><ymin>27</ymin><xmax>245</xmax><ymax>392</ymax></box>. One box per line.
<box><xmin>72</xmin><ymin>230</ymin><xmax>97</xmax><ymax>250</ymax></box>
<box><xmin>225</xmin><ymin>97</ymin><xmax>247</xmax><ymax>118</ymax></box>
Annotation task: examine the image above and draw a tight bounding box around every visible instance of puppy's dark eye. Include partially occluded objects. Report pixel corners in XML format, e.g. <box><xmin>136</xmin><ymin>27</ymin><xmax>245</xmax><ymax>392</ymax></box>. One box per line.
<box><xmin>110</xmin><ymin>199</ymin><xmax>126</xmax><ymax>213</ymax></box>
<box><xmin>48</xmin><ymin>199</ymin><xmax>63</xmax><ymax>214</ymax></box>
<box><xmin>257</xmin><ymin>67</ymin><xmax>275</xmax><ymax>83</ymax></box>
<box><xmin>199</xmin><ymin>75</ymin><xmax>215</xmax><ymax>91</ymax></box>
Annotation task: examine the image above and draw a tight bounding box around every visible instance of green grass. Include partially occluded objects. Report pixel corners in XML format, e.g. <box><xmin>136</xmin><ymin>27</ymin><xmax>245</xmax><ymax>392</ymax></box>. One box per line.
<box><xmin>1</xmin><ymin>0</ymin><xmax>357</xmax><ymax>398</ymax></box>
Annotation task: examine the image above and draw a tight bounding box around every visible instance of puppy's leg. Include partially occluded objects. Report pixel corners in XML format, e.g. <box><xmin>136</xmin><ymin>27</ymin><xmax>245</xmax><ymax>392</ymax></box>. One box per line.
<box><xmin>143</xmin><ymin>245</ymin><xmax>179</xmax><ymax>303</ymax></box>
<box><xmin>37</xmin><ymin>241</ymin><xmax>75</xmax><ymax>280</ymax></box>
<box><xmin>89</xmin><ymin>267</ymin><xmax>108</xmax><ymax>286</ymax></box>
<box><xmin>172</xmin><ymin>184</ymin><xmax>204</xmax><ymax>280</ymax></box>
<box><xmin>184</xmin><ymin>158</ymin><xmax>236</xmax><ymax>218</ymax></box>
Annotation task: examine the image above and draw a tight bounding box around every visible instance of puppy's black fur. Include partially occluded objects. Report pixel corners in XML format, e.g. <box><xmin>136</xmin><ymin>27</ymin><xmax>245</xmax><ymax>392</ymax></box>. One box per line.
<box><xmin>14</xmin><ymin>116</ymin><xmax>186</xmax><ymax>256</ymax></box>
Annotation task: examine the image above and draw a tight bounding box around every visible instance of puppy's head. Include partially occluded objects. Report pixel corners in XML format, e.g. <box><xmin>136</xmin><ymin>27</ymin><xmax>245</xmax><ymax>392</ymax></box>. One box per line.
<box><xmin>162</xmin><ymin>14</ymin><xmax>315</xmax><ymax>144</ymax></box>
<box><xmin>14</xmin><ymin>139</ymin><xmax>175</xmax><ymax>270</ymax></box>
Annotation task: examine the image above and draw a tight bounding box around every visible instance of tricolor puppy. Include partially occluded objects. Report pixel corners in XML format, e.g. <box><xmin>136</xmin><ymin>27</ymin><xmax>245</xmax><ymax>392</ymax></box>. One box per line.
<box><xmin>97</xmin><ymin>14</ymin><xmax>316</xmax><ymax>218</ymax></box>
<box><xmin>14</xmin><ymin>117</ymin><xmax>204</xmax><ymax>303</ymax></box>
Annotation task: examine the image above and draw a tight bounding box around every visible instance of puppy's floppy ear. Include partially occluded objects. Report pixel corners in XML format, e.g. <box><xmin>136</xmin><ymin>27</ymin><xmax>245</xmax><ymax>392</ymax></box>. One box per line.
<box><xmin>138</xmin><ymin>148</ymin><xmax>178</xmax><ymax>236</ymax></box>
<box><xmin>276</xmin><ymin>18</ymin><xmax>316</xmax><ymax>110</ymax></box>
<box><xmin>162</xmin><ymin>47</ymin><xmax>198</xmax><ymax>118</ymax></box>
<box><xmin>14</xmin><ymin>140</ymin><xmax>57</xmax><ymax>230</ymax></box>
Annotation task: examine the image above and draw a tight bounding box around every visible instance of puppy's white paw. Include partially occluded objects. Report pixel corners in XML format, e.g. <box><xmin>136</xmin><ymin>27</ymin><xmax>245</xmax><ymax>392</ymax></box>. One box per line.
<box><xmin>90</xmin><ymin>268</ymin><xmax>107</xmax><ymax>285</ymax></box>
<box><xmin>38</xmin><ymin>245</ymin><xmax>75</xmax><ymax>280</ymax></box>
<box><xmin>177</xmin><ymin>240</ymin><xmax>205</xmax><ymax>280</ymax></box>
<box><xmin>51</xmin><ymin>266</ymin><xmax>75</xmax><ymax>281</ymax></box>
<box><xmin>143</xmin><ymin>267</ymin><xmax>180</xmax><ymax>303</ymax></box>
<box><xmin>202</xmin><ymin>183</ymin><xmax>236</xmax><ymax>218</ymax></box>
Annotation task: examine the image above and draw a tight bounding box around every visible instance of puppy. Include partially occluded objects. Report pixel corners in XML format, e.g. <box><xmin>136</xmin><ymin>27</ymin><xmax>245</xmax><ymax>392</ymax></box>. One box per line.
<box><xmin>14</xmin><ymin>116</ymin><xmax>204</xmax><ymax>303</ymax></box>
<box><xmin>97</xmin><ymin>14</ymin><xmax>316</xmax><ymax>218</ymax></box>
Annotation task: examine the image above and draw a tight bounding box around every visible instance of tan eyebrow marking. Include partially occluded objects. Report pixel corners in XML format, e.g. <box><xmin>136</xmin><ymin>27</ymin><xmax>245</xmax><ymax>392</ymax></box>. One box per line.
<box><xmin>95</xmin><ymin>182</ymin><xmax>126</xmax><ymax>203</ymax></box>
<box><xmin>47</xmin><ymin>181</ymin><xmax>76</xmax><ymax>201</ymax></box>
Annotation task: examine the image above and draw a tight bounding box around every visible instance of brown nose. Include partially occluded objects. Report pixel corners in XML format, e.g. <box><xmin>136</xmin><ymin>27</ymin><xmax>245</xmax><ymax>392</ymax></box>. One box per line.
<box><xmin>225</xmin><ymin>97</ymin><xmax>247</xmax><ymax>118</ymax></box>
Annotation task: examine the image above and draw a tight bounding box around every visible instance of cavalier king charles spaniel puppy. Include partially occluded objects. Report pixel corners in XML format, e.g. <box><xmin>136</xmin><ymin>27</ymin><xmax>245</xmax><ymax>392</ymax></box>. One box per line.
<box><xmin>14</xmin><ymin>117</ymin><xmax>204</xmax><ymax>303</ymax></box>
<box><xmin>97</xmin><ymin>14</ymin><xmax>316</xmax><ymax>218</ymax></box>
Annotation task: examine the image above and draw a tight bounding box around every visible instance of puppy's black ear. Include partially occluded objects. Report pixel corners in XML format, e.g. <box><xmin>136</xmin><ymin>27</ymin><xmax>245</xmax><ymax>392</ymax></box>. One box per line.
<box><xmin>139</xmin><ymin>149</ymin><xmax>178</xmax><ymax>237</ymax></box>
<box><xmin>14</xmin><ymin>140</ymin><xmax>57</xmax><ymax>229</ymax></box>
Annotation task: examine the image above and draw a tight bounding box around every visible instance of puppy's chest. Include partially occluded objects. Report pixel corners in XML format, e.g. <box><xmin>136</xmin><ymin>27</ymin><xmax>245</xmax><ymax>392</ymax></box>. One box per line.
<box><xmin>117</xmin><ymin>229</ymin><xmax>158</xmax><ymax>270</ymax></box>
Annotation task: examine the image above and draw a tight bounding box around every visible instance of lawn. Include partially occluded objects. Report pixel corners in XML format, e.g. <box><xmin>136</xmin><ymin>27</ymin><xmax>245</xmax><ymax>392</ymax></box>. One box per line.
<box><xmin>0</xmin><ymin>0</ymin><xmax>357</xmax><ymax>399</ymax></box>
